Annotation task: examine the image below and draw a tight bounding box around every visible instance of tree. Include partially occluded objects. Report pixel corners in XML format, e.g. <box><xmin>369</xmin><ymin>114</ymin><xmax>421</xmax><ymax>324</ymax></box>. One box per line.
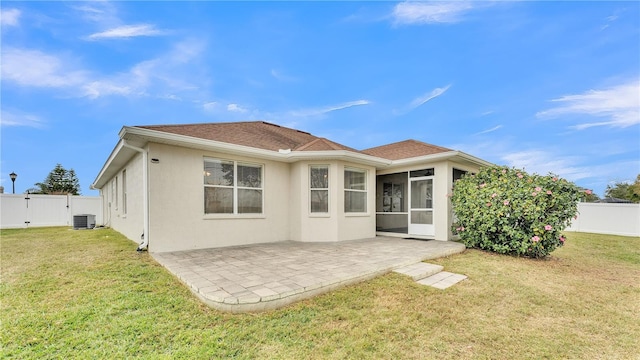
<box><xmin>631</xmin><ymin>174</ymin><xmax>640</xmax><ymax>201</ymax></box>
<box><xmin>578</xmin><ymin>187</ymin><xmax>600</xmax><ymax>202</ymax></box>
<box><xmin>451</xmin><ymin>166</ymin><xmax>583</xmax><ymax>258</ymax></box>
<box><xmin>30</xmin><ymin>164</ymin><xmax>81</xmax><ymax>195</ymax></box>
<box><xmin>604</xmin><ymin>175</ymin><xmax>640</xmax><ymax>203</ymax></box>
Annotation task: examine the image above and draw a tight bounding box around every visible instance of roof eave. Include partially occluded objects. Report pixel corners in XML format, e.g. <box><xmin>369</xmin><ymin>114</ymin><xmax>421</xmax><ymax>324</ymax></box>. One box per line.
<box><xmin>91</xmin><ymin>138</ymin><xmax>124</xmax><ymax>190</ymax></box>
<box><xmin>101</xmin><ymin>126</ymin><xmax>390</xmax><ymax>171</ymax></box>
<box><xmin>122</xmin><ymin>125</ymin><xmax>293</xmax><ymax>161</ymax></box>
<box><xmin>286</xmin><ymin>150</ymin><xmax>390</xmax><ymax>166</ymax></box>
<box><xmin>385</xmin><ymin>151</ymin><xmax>494</xmax><ymax>168</ymax></box>
<box><xmin>91</xmin><ymin>138</ymin><xmax>145</xmax><ymax>190</ymax></box>
<box><xmin>93</xmin><ymin>128</ymin><xmax>493</xmax><ymax>188</ymax></box>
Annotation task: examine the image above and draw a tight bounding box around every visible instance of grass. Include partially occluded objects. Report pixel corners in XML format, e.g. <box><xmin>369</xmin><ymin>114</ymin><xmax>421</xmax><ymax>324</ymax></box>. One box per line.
<box><xmin>1</xmin><ymin>227</ymin><xmax>639</xmax><ymax>359</ymax></box>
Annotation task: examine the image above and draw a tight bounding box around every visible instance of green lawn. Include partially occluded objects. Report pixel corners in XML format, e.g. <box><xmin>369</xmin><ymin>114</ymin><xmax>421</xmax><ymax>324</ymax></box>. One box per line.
<box><xmin>1</xmin><ymin>227</ymin><xmax>638</xmax><ymax>359</ymax></box>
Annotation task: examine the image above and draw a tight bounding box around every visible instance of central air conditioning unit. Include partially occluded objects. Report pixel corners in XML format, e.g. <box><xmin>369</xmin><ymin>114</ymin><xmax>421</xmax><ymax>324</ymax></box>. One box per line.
<box><xmin>73</xmin><ymin>214</ymin><xmax>96</xmax><ymax>230</ymax></box>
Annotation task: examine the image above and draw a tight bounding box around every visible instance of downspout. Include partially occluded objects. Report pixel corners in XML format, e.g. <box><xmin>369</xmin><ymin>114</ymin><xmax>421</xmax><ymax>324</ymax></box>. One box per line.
<box><xmin>122</xmin><ymin>141</ymin><xmax>149</xmax><ymax>251</ymax></box>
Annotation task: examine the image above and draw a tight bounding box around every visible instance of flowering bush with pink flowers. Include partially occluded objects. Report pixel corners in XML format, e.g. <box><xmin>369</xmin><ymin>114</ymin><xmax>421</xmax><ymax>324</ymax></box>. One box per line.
<box><xmin>451</xmin><ymin>166</ymin><xmax>583</xmax><ymax>258</ymax></box>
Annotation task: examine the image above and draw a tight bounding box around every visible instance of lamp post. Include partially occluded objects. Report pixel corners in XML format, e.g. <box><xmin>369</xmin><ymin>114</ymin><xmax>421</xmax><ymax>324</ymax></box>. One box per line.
<box><xmin>9</xmin><ymin>172</ymin><xmax>17</xmax><ymax>194</ymax></box>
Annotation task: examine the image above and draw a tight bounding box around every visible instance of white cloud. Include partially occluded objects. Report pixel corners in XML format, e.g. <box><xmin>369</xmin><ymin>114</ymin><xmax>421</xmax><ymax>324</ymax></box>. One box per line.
<box><xmin>227</xmin><ymin>104</ymin><xmax>248</xmax><ymax>113</ymax></box>
<box><xmin>537</xmin><ymin>80</ymin><xmax>640</xmax><ymax>129</ymax></box>
<box><xmin>0</xmin><ymin>109</ymin><xmax>45</xmax><ymax>128</ymax></box>
<box><xmin>392</xmin><ymin>1</ymin><xmax>476</xmax><ymax>25</ymax></box>
<box><xmin>1</xmin><ymin>8</ymin><xmax>20</xmax><ymax>26</ymax></box>
<box><xmin>601</xmin><ymin>10</ymin><xmax>623</xmax><ymax>31</ymax></box>
<box><xmin>289</xmin><ymin>100</ymin><xmax>370</xmax><ymax>117</ymax></box>
<box><xmin>451</xmin><ymin>140</ymin><xmax>639</xmax><ymax>196</ymax></box>
<box><xmin>83</xmin><ymin>81</ymin><xmax>134</xmax><ymax>99</ymax></box>
<box><xmin>72</xmin><ymin>2</ymin><xmax>120</xmax><ymax>27</ymax></box>
<box><xmin>203</xmin><ymin>101</ymin><xmax>218</xmax><ymax>111</ymax></box>
<box><xmin>394</xmin><ymin>85</ymin><xmax>451</xmax><ymax>115</ymax></box>
<box><xmin>1</xmin><ymin>48</ymin><xmax>88</xmax><ymax>88</ymax></box>
<box><xmin>87</xmin><ymin>24</ymin><xmax>165</xmax><ymax>40</ymax></box>
<box><xmin>409</xmin><ymin>84</ymin><xmax>451</xmax><ymax>109</ymax></box>
<box><xmin>502</xmin><ymin>150</ymin><xmax>591</xmax><ymax>181</ymax></box>
<box><xmin>83</xmin><ymin>39</ymin><xmax>206</xmax><ymax>99</ymax></box>
<box><xmin>475</xmin><ymin>125</ymin><xmax>502</xmax><ymax>135</ymax></box>
<box><xmin>450</xmin><ymin>140</ymin><xmax>588</xmax><ymax>180</ymax></box>
<box><xmin>320</xmin><ymin>100</ymin><xmax>371</xmax><ymax>113</ymax></box>
<box><xmin>501</xmin><ymin>149</ymin><xmax>640</xmax><ymax>196</ymax></box>
<box><xmin>160</xmin><ymin>94</ymin><xmax>181</xmax><ymax>101</ymax></box>
<box><xmin>2</xmin><ymin>39</ymin><xmax>206</xmax><ymax>100</ymax></box>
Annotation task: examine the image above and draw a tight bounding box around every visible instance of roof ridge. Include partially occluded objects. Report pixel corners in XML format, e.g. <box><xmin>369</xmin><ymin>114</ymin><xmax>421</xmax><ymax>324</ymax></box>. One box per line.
<box><xmin>136</xmin><ymin>120</ymin><xmax>259</xmax><ymax>128</ymax></box>
<box><xmin>294</xmin><ymin>138</ymin><xmax>323</xmax><ymax>151</ymax></box>
<box><xmin>293</xmin><ymin>137</ymin><xmax>363</xmax><ymax>153</ymax></box>
<box><xmin>363</xmin><ymin>139</ymin><xmax>452</xmax><ymax>152</ymax></box>
<box><xmin>136</xmin><ymin>120</ymin><xmax>313</xmax><ymax>135</ymax></box>
<box><xmin>321</xmin><ymin>137</ymin><xmax>359</xmax><ymax>151</ymax></box>
<box><xmin>360</xmin><ymin>139</ymin><xmax>453</xmax><ymax>160</ymax></box>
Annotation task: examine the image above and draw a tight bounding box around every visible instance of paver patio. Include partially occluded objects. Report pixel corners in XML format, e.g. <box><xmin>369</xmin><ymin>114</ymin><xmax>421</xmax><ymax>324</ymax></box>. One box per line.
<box><xmin>152</xmin><ymin>237</ymin><xmax>465</xmax><ymax>312</ymax></box>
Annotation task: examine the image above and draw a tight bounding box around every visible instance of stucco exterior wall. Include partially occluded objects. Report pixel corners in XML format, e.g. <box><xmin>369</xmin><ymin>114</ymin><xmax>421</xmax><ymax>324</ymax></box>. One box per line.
<box><xmin>101</xmin><ymin>151</ymin><xmax>145</xmax><ymax>245</ymax></box>
<box><xmin>97</xmin><ymin>139</ymin><xmax>486</xmax><ymax>251</ymax></box>
<box><xmin>289</xmin><ymin>160</ymin><xmax>376</xmax><ymax>242</ymax></box>
<box><xmin>431</xmin><ymin>162</ymin><xmax>450</xmax><ymax>241</ymax></box>
<box><xmin>337</xmin><ymin>162</ymin><xmax>377</xmax><ymax>241</ymax></box>
<box><xmin>290</xmin><ymin>161</ymin><xmax>338</xmax><ymax>242</ymax></box>
<box><xmin>146</xmin><ymin>143</ymin><xmax>291</xmax><ymax>252</ymax></box>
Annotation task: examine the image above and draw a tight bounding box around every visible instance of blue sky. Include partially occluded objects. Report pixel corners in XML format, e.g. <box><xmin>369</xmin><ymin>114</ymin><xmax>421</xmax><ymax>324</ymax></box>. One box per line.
<box><xmin>1</xmin><ymin>1</ymin><xmax>639</xmax><ymax>197</ymax></box>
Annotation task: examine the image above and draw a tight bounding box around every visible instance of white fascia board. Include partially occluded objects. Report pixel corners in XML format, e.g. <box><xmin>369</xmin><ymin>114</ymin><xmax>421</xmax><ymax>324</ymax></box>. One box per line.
<box><xmin>91</xmin><ymin>139</ymin><xmax>125</xmax><ymax>190</ymax></box>
<box><xmin>386</xmin><ymin>151</ymin><xmax>494</xmax><ymax>168</ymax></box>
<box><xmin>453</xmin><ymin>151</ymin><xmax>495</xmax><ymax>167</ymax></box>
<box><xmin>287</xmin><ymin>150</ymin><xmax>391</xmax><ymax>166</ymax></box>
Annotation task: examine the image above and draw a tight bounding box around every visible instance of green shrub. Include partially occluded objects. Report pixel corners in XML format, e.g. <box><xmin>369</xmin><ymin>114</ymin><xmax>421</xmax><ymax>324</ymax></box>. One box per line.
<box><xmin>451</xmin><ymin>166</ymin><xmax>584</xmax><ymax>258</ymax></box>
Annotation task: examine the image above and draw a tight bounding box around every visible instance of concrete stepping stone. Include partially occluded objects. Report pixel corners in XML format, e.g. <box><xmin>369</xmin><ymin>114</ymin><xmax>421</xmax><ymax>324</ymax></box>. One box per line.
<box><xmin>393</xmin><ymin>262</ymin><xmax>443</xmax><ymax>281</ymax></box>
<box><xmin>417</xmin><ymin>271</ymin><xmax>467</xmax><ymax>289</ymax></box>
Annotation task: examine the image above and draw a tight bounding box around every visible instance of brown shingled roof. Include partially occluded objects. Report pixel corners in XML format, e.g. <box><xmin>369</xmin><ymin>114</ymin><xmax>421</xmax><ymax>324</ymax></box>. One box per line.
<box><xmin>136</xmin><ymin>121</ymin><xmax>361</xmax><ymax>153</ymax></box>
<box><xmin>361</xmin><ymin>139</ymin><xmax>452</xmax><ymax>160</ymax></box>
<box><xmin>135</xmin><ymin>122</ymin><xmax>452</xmax><ymax>160</ymax></box>
<box><xmin>294</xmin><ymin>138</ymin><xmax>359</xmax><ymax>152</ymax></box>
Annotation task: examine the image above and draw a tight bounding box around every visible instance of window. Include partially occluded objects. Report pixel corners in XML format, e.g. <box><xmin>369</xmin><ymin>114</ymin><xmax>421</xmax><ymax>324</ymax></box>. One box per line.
<box><xmin>344</xmin><ymin>168</ymin><xmax>367</xmax><ymax>213</ymax></box>
<box><xmin>111</xmin><ymin>177</ymin><xmax>116</xmax><ymax>208</ymax></box>
<box><xmin>382</xmin><ymin>182</ymin><xmax>404</xmax><ymax>212</ymax></box>
<box><xmin>410</xmin><ymin>168</ymin><xmax>435</xmax><ymax>177</ymax></box>
<box><xmin>310</xmin><ymin>165</ymin><xmax>329</xmax><ymax>213</ymax></box>
<box><xmin>122</xmin><ymin>169</ymin><xmax>127</xmax><ymax>215</ymax></box>
<box><xmin>114</xmin><ymin>176</ymin><xmax>118</xmax><ymax>209</ymax></box>
<box><xmin>204</xmin><ymin>158</ymin><xmax>263</xmax><ymax>214</ymax></box>
<box><xmin>453</xmin><ymin>168</ymin><xmax>467</xmax><ymax>182</ymax></box>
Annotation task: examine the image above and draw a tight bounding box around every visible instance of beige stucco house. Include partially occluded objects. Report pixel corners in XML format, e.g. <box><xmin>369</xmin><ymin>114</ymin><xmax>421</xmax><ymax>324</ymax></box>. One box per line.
<box><xmin>92</xmin><ymin>121</ymin><xmax>492</xmax><ymax>252</ymax></box>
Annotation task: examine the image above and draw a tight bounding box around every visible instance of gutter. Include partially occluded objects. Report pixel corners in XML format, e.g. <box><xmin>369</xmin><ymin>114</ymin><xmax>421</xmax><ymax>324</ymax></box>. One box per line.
<box><xmin>122</xmin><ymin>141</ymin><xmax>150</xmax><ymax>251</ymax></box>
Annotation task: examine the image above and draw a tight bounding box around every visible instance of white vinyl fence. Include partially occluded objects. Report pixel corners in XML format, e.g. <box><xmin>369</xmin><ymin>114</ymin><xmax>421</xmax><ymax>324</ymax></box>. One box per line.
<box><xmin>566</xmin><ymin>202</ymin><xmax>640</xmax><ymax>237</ymax></box>
<box><xmin>0</xmin><ymin>194</ymin><xmax>103</xmax><ymax>229</ymax></box>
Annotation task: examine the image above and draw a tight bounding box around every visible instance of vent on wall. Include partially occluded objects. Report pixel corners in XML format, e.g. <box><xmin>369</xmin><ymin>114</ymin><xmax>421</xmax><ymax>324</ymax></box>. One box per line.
<box><xmin>73</xmin><ymin>214</ymin><xmax>96</xmax><ymax>230</ymax></box>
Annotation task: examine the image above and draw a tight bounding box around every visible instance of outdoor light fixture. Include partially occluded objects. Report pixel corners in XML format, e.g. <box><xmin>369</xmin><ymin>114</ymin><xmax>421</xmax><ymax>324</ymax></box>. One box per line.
<box><xmin>9</xmin><ymin>172</ymin><xmax>17</xmax><ymax>194</ymax></box>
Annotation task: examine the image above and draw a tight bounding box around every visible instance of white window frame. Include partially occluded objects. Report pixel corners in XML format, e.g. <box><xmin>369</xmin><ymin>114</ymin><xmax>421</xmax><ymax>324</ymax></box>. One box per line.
<box><xmin>310</xmin><ymin>165</ymin><xmax>330</xmax><ymax>214</ymax></box>
<box><xmin>344</xmin><ymin>167</ymin><xmax>368</xmax><ymax>213</ymax></box>
<box><xmin>204</xmin><ymin>158</ymin><xmax>264</xmax><ymax>215</ymax></box>
<box><xmin>122</xmin><ymin>169</ymin><xmax>127</xmax><ymax>215</ymax></box>
<box><xmin>114</xmin><ymin>176</ymin><xmax>118</xmax><ymax>210</ymax></box>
